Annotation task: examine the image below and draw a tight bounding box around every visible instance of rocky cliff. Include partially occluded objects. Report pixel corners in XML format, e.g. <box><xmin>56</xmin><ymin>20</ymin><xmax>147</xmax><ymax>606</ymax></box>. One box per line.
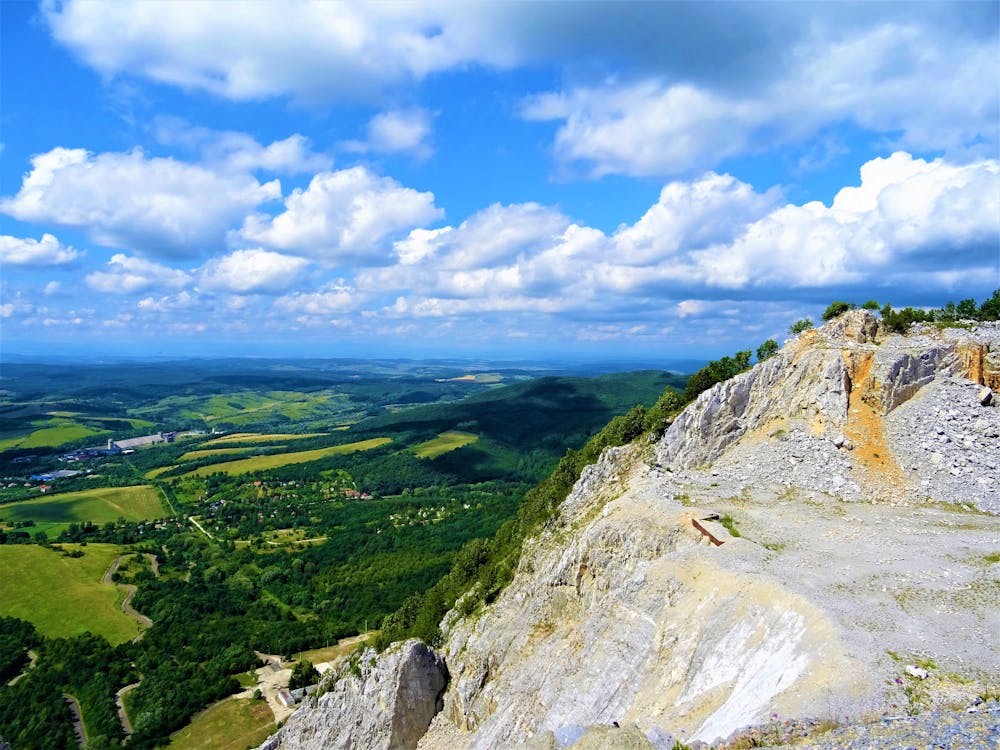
<box><xmin>262</xmin><ymin>312</ymin><xmax>1000</xmax><ymax>749</ymax></box>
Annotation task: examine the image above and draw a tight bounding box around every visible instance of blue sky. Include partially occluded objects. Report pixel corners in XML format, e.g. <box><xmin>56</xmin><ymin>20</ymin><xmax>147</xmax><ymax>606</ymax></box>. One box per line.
<box><xmin>2</xmin><ymin>1</ymin><xmax>998</xmax><ymax>361</ymax></box>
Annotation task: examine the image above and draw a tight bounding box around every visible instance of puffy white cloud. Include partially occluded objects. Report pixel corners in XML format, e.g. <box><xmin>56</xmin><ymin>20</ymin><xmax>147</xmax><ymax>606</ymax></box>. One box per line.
<box><xmin>199</xmin><ymin>248</ymin><xmax>310</xmax><ymax>294</ymax></box>
<box><xmin>273</xmin><ymin>280</ymin><xmax>360</xmax><ymax>315</ymax></box>
<box><xmin>0</xmin><ymin>233</ymin><xmax>79</xmax><ymax>267</ymax></box>
<box><xmin>358</xmin><ymin>153</ymin><xmax>999</xmax><ymax>323</ymax></box>
<box><xmin>43</xmin><ymin>0</ymin><xmax>502</xmax><ymax>102</ymax></box>
<box><xmin>693</xmin><ymin>153</ymin><xmax>1000</xmax><ymax>290</ymax></box>
<box><xmin>613</xmin><ymin>173</ymin><xmax>779</xmax><ymax>265</ymax></box>
<box><xmin>136</xmin><ymin>291</ymin><xmax>198</xmax><ymax>312</ymax></box>
<box><xmin>153</xmin><ymin>118</ymin><xmax>332</xmax><ymax>174</ymax></box>
<box><xmin>240</xmin><ymin>166</ymin><xmax>442</xmax><ymax>261</ymax></box>
<box><xmin>523</xmin><ymin>23</ymin><xmax>998</xmax><ymax>176</ymax></box>
<box><xmin>367</xmin><ymin>109</ymin><xmax>432</xmax><ymax>155</ymax></box>
<box><xmin>344</xmin><ymin>109</ymin><xmax>434</xmax><ymax>159</ymax></box>
<box><xmin>86</xmin><ymin>254</ymin><xmax>191</xmax><ymax>294</ymax></box>
<box><xmin>1</xmin><ymin>147</ymin><xmax>280</xmax><ymax>257</ymax></box>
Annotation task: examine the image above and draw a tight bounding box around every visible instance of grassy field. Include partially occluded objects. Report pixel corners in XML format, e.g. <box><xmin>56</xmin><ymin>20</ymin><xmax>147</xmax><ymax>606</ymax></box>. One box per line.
<box><xmin>168</xmin><ymin>697</ymin><xmax>275</xmax><ymax>750</ymax></box>
<box><xmin>177</xmin><ymin>447</ymin><xmax>276</xmax><ymax>462</ymax></box>
<box><xmin>132</xmin><ymin>391</ymin><xmax>335</xmax><ymax>426</ymax></box>
<box><xmin>0</xmin><ymin>543</ymin><xmax>140</xmax><ymax>644</ymax></box>
<box><xmin>203</xmin><ymin>433</ymin><xmax>326</xmax><ymax>445</ymax></box>
<box><xmin>46</xmin><ymin>413</ymin><xmax>156</xmax><ymax>430</ymax></box>
<box><xmin>0</xmin><ymin>419</ymin><xmax>108</xmax><ymax>451</ymax></box>
<box><xmin>295</xmin><ymin>632</ymin><xmax>376</xmax><ymax>665</ymax></box>
<box><xmin>145</xmin><ymin>465</ymin><xmax>179</xmax><ymax>479</ymax></box>
<box><xmin>180</xmin><ymin>438</ymin><xmax>391</xmax><ymax>478</ymax></box>
<box><xmin>0</xmin><ymin>485</ymin><xmax>167</xmax><ymax>536</ymax></box>
<box><xmin>413</xmin><ymin>430</ymin><xmax>479</xmax><ymax>458</ymax></box>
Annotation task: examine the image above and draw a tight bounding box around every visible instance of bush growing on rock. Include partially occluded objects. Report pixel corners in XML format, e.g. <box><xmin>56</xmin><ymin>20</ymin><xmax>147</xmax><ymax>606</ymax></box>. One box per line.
<box><xmin>789</xmin><ymin>318</ymin><xmax>813</xmax><ymax>335</ymax></box>
<box><xmin>756</xmin><ymin>339</ymin><xmax>779</xmax><ymax>363</ymax></box>
<box><xmin>822</xmin><ymin>301</ymin><xmax>853</xmax><ymax>320</ymax></box>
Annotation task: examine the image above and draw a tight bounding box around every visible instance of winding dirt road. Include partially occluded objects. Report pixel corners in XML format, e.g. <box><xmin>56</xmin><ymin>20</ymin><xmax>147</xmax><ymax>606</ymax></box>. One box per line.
<box><xmin>102</xmin><ymin>554</ymin><xmax>154</xmax><ymax>635</ymax></box>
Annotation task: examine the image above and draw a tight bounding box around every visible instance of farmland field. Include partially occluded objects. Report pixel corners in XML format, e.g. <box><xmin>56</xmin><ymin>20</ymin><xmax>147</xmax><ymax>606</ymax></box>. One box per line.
<box><xmin>180</xmin><ymin>438</ymin><xmax>392</xmax><ymax>478</ymax></box>
<box><xmin>203</xmin><ymin>433</ymin><xmax>325</xmax><ymax>445</ymax></box>
<box><xmin>177</xmin><ymin>447</ymin><xmax>273</xmax><ymax>462</ymax></box>
<box><xmin>167</xmin><ymin>696</ymin><xmax>275</xmax><ymax>750</ymax></box>
<box><xmin>413</xmin><ymin>430</ymin><xmax>479</xmax><ymax>458</ymax></box>
<box><xmin>0</xmin><ymin>485</ymin><xmax>167</xmax><ymax>536</ymax></box>
<box><xmin>145</xmin><ymin>465</ymin><xmax>178</xmax><ymax>479</ymax></box>
<box><xmin>0</xmin><ymin>543</ymin><xmax>140</xmax><ymax>644</ymax></box>
<box><xmin>0</xmin><ymin>419</ymin><xmax>108</xmax><ymax>451</ymax></box>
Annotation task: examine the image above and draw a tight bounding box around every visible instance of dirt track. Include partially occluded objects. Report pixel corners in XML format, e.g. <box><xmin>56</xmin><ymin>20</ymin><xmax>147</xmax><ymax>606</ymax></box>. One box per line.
<box><xmin>102</xmin><ymin>555</ymin><xmax>154</xmax><ymax>634</ymax></box>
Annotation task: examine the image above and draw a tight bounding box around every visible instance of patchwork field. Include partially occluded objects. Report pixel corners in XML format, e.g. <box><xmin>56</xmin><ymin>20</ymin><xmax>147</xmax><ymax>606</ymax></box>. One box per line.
<box><xmin>177</xmin><ymin>447</ymin><xmax>276</xmax><ymax>462</ymax></box>
<box><xmin>413</xmin><ymin>430</ymin><xmax>479</xmax><ymax>458</ymax></box>
<box><xmin>0</xmin><ymin>418</ymin><xmax>108</xmax><ymax>451</ymax></box>
<box><xmin>167</xmin><ymin>696</ymin><xmax>275</xmax><ymax>750</ymax></box>
<box><xmin>203</xmin><ymin>433</ymin><xmax>326</xmax><ymax>445</ymax></box>
<box><xmin>180</xmin><ymin>438</ymin><xmax>392</xmax><ymax>478</ymax></box>
<box><xmin>0</xmin><ymin>485</ymin><xmax>167</xmax><ymax>537</ymax></box>
<box><xmin>0</xmin><ymin>543</ymin><xmax>140</xmax><ymax>644</ymax></box>
<box><xmin>47</xmin><ymin>413</ymin><xmax>156</xmax><ymax>430</ymax></box>
<box><xmin>132</xmin><ymin>391</ymin><xmax>336</xmax><ymax>426</ymax></box>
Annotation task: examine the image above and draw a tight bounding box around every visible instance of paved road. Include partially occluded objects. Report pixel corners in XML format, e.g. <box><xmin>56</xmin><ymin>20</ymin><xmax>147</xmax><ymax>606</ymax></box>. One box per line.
<box><xmin>116</xmin><ymin>682</ymin><xmax>140</xmax><ymax>736</ymax></box>
<box><xmin>63</xmin><ymin>693</ymin><xmax>85</xmax><ymax>748</ymax></box>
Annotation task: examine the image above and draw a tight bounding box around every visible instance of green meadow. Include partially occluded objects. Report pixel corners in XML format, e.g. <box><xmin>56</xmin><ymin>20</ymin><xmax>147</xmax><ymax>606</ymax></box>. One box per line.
<box><xmin>0</xmin><ymin>543</ymin><xmax>140</xmax><ymax>644</ymax></box>
<box><xmin>0</xmin><ymin>419</ymin><xmax>108</xmax><ymax>451</ymax></box>
<box><xmin>177</xmin><ymin>447</ymin><xmax>274</xmax><ymax>462</ymax></box>
<box><xmin>180</xmin><ymin>438</ymin><xmax>392</xmax><ymax>478</ymax></box>
<box><xmin>167</xmin><ymin>697</ymin><xmax>275</xmax><ymax>750</ymax></box>
<box><xmin>0</xmin><ymin>485</ymin><xmax>167</xmax><ymax>537</ymax></box>
<box><xmin>203</xmin><ymin>433</ymin><xmax>325</xmax><ymax>445</ymax></box>
<box><xmin>413</xmin><ymin>430</ymin><xmax>479</xmax><ymax>458</ymax></box>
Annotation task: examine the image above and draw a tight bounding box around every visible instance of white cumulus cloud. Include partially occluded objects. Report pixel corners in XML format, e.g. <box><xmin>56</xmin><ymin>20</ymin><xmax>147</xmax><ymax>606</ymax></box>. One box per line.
<box><xmin>523</xmin><ymin>23</ymin><xmax>998</xmax><ymax>177</ymax></box>
<box><xmin>1</xmin><ymin>147</ymin><xmax>280</xmax><ymax>258</ymax></box>
<box><xmin>0</xmin><ymin>233</ymin><xmax>80</xmax><ymax>267</ymax></box>
<box><xmin>199</xmin><ymin>248</ymin><xmax>310</xmax><ymax>294</ymax></box>
<box><xmin>86</xmin><ymin>254</ymin><xmax>191</xmax><ymax>294</ymax></box>
<box><xmin>240</xmin><ymin>166</ymin><xmax>442</xmax><ymax>262</ymax></box>
<box><xmin>153</xmin><ymin>118</ymin><xmax>332</xmax><ymax>174</ymax></box>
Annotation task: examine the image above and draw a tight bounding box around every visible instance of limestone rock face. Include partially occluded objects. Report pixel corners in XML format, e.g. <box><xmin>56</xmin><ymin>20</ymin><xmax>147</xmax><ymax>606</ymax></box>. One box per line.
<box><xmin>656</xmin><ymin>312</ymin><xmax>1000</xmax><ymax>470</ymax></box>
<box><xmin>258</xmin><ymin>639</ymin><xmax>447</xmax><ymax>750</ymax></box>
<box><xmin>265</xmin><ymin>314</ymin><xmax>1000</xmax><ymax>750</ymax></box>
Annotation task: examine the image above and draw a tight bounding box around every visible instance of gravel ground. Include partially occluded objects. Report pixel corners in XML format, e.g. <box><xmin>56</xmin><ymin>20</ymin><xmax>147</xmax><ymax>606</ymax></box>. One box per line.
<box><xmin>739</xmin><ymin>702</ymin><xmax>1000</xmax><ymax>749</ymax></box>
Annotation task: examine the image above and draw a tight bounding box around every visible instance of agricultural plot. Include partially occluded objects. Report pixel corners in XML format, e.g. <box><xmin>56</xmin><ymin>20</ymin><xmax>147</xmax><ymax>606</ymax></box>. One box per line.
<box><xmin>413</xmin><ymin>431</ymin><xmax>479</xmax><ymax>458</ymax></box>
<box><xmin>167</xmin><ymin>696</ymin><xmax>275</xmax><ymax>750</ymax></box>
<box><xmin>47</xmin><ymin>413</ymin><xmax>156</xmax><ymax>430</ymax></box>
<box><xmin>180</xmin><ymin>438</ymin><xmax>392</xmax><ymax>478</ymax></box>
<box><xmin>0</xmin><ymin>543</ymin><xmax>140</xmax><ymax>644</ymax></box>
<box><xmin>0</xmin><ymin>485</ymin><xmax>167</xmax><ymax>537</ymax></box>
<box><xmin>203</xmin><ymin>433</ymin><xmax>325</xmax><ymax>445</ymax></box>
<box><xmin>132</xmin><ymin>391</ymin><xmax>338</xmax><ymax>426</ymax></box>
<box><xmin>177</xmin><ymin>447</ymin><xmax>276</xmax><ymax>462</ymax></box>
<box><xmin>145</xmin><ymin>465</ymin><xmax>178</xmax><ymax>479</ymax></box>
<box><xmin>0</xmin><ymin>418</ymin><xmax>108</xmax><ymax>451</ymax></box>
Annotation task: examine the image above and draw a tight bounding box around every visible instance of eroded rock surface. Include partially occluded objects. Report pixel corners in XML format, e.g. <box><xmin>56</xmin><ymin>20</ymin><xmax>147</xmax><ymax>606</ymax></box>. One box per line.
<box><xmin>259</xmin><ymin>639</ymin><xmax>447</xmax><ymax>750</ymax></box>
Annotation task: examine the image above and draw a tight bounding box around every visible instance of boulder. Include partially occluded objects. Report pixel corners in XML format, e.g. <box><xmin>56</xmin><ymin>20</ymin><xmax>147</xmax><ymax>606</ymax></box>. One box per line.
<box><xmin>259</xmin><ymin>640</ymin><xmax>448</xmax><ymax>750</ymax></box>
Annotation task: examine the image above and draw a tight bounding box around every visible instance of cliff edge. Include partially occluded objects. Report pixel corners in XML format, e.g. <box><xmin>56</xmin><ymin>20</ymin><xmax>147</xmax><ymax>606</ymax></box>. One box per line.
<box><xmin>264</xmin><ymin>312</ymin><xmax>1000</xmax><ymax>749</ymax></box>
